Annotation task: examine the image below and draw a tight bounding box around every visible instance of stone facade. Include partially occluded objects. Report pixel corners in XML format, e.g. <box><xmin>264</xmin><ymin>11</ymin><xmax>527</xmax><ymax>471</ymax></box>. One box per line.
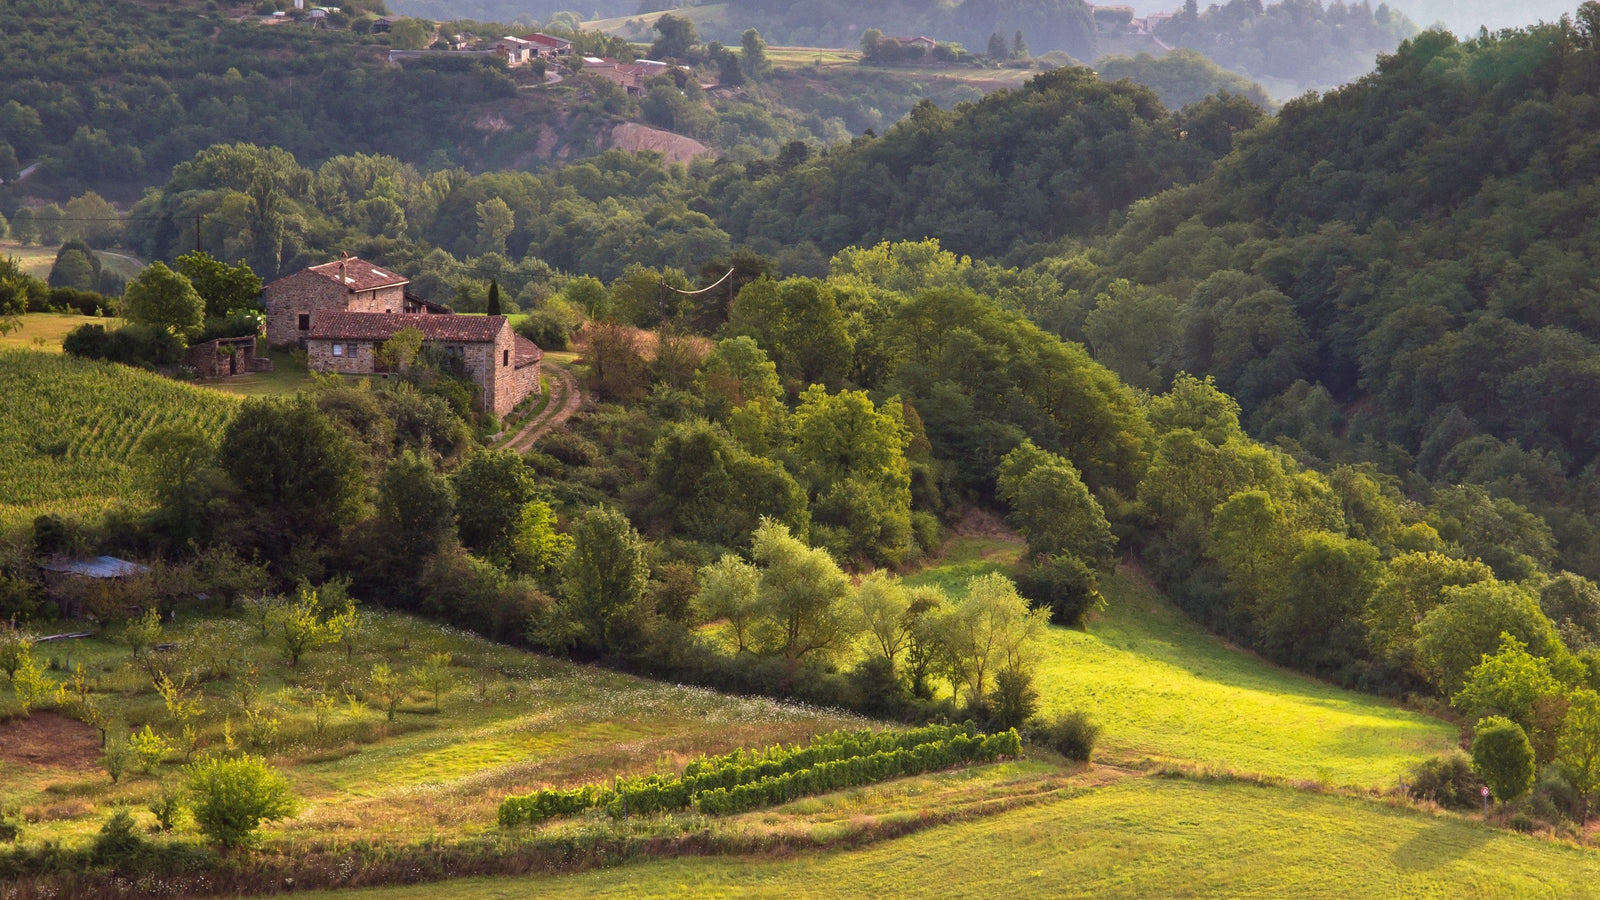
<box><xmin>305</xmin><ymin>338</ymin><xmax>379</xmax><ymax>376</ymax></box>
<box><xmin>185</xmin><ymin>336</ymin><xmax>273</xmax><ymax>378</ymax></box>
<box><xmin>305</xmin><ymin>312</ymin><xmax>541</xmax><ymax>418</ymax></box>
<box><xmin>262</xmin><ymin>259</ymin><xmax>411</xmax><ymax>349</ymax></box>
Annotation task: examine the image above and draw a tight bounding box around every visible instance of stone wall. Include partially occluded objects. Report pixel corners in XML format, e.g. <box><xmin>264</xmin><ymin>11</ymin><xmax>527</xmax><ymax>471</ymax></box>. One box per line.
<box><xmin>347</xmin><ymin>285</ymin><xmax>406</xmax><ymax>314</ymax></box>
<box><xmin>306</xmin><ymin>338</ymin><xmax>377</xmax><ymax>375</ymax></box>
<box><xmin>504</xmin><ymin>359</ymin><xmax>541</xmax><ymax>416</ymax></box>
<box><xmin>304</xmin><ymin>320</ymin><xmax>540</xmax><ymax>418</ymax></box>
<box><xmin>264</xmin><ymin>271</ymin><xmax>350</xmax><ymax>348</ymax></box>
<box><xmin>483</xmin><ymin>324</ymin><xmax>540</xmax><ymax>418</ymax></box>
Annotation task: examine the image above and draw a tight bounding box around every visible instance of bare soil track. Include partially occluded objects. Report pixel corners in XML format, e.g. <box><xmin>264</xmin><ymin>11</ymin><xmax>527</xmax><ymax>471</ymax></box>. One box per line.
<box><xmin>501</xmin><ymin>363</ymin><xmax>581</xmax><ymax>454</ymax></box>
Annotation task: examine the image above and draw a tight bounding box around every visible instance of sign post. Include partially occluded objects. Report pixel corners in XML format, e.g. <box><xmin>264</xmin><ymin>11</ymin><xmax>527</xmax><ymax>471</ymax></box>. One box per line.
<box><xmin>1481</xmin><ymin>785</ymin><xmax>1490</xmax><ymax>816</ymax></box>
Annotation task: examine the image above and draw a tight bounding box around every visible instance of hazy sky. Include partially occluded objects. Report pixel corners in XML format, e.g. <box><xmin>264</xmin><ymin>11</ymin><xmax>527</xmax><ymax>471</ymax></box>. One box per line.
<box><xmin>1396</xmin><ymin>1</ymin><xmax>1575</xmax><ymax>33</ymax></box>
<box><xmin>1115</xmin><ymin>1</ymin><xmax>1574</xmax><ymax>36</ymax></box>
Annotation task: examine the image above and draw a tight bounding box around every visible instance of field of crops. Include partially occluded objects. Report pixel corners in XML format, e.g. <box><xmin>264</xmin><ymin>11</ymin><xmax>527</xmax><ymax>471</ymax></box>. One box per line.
<box><xmin>0</xmin><ymin>349</ymin><xmax>237</xmax><ymax>526</ymax></box>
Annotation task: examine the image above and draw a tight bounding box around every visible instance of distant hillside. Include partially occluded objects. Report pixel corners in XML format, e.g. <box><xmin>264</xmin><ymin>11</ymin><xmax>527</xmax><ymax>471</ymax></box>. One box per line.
<box><xmin>1077</xmin><ymin>21</ymin><xmax>1600</xmax><ymax>576</ymax></box>
<box><xmin>715</xmin><ymin>66</ymin><xmax>1260</xmax><ymax>259</ymax></box>
<box><xmin>1096</xmin><ymin>48</ymin><xmax>1273</xmax><ymax>111</ymax></box>
<box><xmin>1155</xmin><ymin>0</ymin><xmax>1418</xmax><ymax>95</ymax></box>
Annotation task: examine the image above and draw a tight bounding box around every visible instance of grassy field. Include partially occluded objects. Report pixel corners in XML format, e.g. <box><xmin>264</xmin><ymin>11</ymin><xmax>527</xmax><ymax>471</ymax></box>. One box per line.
<box><xmin>583</xmin><ymin>4</ymin><xmax>733</xmax><ymax>40</ymax></box>
<box><xmin>905</xmin><ymin>536</ymin><xmax>1457</xmax><ymax>788</ymax></box>
<box><xmin>0</xmin><ymin>312</ymin><xmax>118</xmax><ymax>353</ymax></box>
<box><xmin>304</xmin><ymin>776</ymin><xmax>1600</xmax><ymax>899</ymax></box>
<box><xmin>0</xmin><ymin>348</ymin><xmax>237</xmax><ymax>527</ymax></box>
<box><xmin>0</xmin><ymin>609</ymin><xmax>864</xmax><ymax>850</ymax></box>
<box><xmin>1</xmin><ymin>241</ymin><xmax>143</xmax><ymax>282</ymax></box>
<box><xmin>765</xmin><ymin>46</ymin><xmax>861</xmax><ymax>68</ymax></box>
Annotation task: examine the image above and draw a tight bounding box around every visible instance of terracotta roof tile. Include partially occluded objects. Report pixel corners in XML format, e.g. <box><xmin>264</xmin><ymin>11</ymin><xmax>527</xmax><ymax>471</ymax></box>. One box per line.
<box><xmin>305</xmin><ymin>257</ymin><xmax>409</xmax><ymax>292</ymax></box>
<box><xmin>309</xmin><ymin>312</ymin><xmax>508</xmax><ymax>343</ymax></box>
<box><xmin>522</xmin><ymin>33</ymin><xmax>571</xmax><ymax>48</ymax></box>
<box><xmin>514</xmin><ymin>335</ymin><xmax>543</xmax><ymax>368</ymax></box>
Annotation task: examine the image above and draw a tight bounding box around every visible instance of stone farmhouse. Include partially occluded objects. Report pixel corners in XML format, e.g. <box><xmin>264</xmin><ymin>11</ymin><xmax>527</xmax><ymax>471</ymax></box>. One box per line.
<box><xmin>262</xmin><ymin>257</ymin><xmax>541</xmax><ymax>417</ymax></box>
<box><xmin>582</xmin><ymin>57</ymin><xmax>688</xmax><ymax>96</ymax></box>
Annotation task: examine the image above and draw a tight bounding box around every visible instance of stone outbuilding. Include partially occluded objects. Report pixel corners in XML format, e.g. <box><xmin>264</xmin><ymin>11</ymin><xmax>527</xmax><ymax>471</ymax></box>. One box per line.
<box><xmin>184</xmin><ymin>335</ymin><xmax>274</xmax><ymax>378</ymax></box>
<box><xmin>306</xmin><ymin>311</ymin><xmax>541</xmax><ymax>417</ymax></box>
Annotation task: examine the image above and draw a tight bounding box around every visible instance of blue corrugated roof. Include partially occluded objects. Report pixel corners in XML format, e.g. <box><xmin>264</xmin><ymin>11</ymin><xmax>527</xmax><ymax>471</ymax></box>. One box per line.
<box><xmin>39</xmin><ymin>556</ymin><xmax>149</xmax><ymax>578</ymax></box>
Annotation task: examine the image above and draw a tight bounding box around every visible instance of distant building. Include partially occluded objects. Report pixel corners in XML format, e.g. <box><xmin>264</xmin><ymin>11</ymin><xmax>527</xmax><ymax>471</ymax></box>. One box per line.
<box><xmin>185</xmin><ymin>335</ymin><xmax>273</xmax><ymax>379</ymax></box>
<box><xmin>262</xmin><ymin>257</ymin><xmax>413</xmax><ymax>348</ymax></box>
<box><xmin>522</xmin><ymin>33</ymin><xmax>574</xmax><ymax>59</ymax></box>
<box><xmin>39</xmin><ymin>556</ymin><xmax>150</xmax><ymax>619</ymax></box>
<box><xmin>582</xmin><ymin>56</ymin><xmax>689</xmax><ymax>96</ymax></box>
<box><xmin>493</xmin><ymin>36</ymin><xmax>536</xmax><ymax>66</ymax></box>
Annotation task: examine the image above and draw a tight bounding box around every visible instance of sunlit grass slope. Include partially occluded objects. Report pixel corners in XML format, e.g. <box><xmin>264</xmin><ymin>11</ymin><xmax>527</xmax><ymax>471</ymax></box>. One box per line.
<box><xmin>908</xmin><ymin>537</ymin><xmax>1457</xmax><ymax>787</ymax></box>
<box><xmin>0</xmin><ymin>313</ymin><xmax>121</xmax><ymax>353</ymax></box>
<box><xmin>3</xmin><ymin>610</ymin><xmax>859</xmax><ymax>847</ymax></box>
<box><xmin>306</xmin><ymin>777</ymin><xmax>1600</xmax><ymax>899</ymax></box>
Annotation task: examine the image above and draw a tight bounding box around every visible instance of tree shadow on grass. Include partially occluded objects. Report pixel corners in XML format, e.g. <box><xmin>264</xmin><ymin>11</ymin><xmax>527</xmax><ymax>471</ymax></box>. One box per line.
<box><xmin>1390</xmin><ymin>817</ymin><xmax>1495</xmax><ymax>871</ymax></box>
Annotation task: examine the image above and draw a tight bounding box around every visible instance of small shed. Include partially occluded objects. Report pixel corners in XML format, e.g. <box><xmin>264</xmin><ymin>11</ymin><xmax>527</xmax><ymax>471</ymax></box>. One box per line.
<box><xmin>185</xmin><ymin>335</ymin><xmax>273</xmax><ymax>378</ymax></box>
<box><xmin>39</xmin><ymin>557</ymin><xmax>150</xmax><ymax>619</ymax></box>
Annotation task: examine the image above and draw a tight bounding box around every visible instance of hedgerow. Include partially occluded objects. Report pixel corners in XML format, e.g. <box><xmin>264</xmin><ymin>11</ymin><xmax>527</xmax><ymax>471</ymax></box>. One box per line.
<box><xmin>497</xmin><ymin>724</ymin><xmax>1021</xmax><ymax>827</ymax></box>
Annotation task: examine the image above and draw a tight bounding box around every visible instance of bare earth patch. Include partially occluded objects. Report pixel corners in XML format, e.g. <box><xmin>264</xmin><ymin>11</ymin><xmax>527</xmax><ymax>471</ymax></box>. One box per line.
<box><xmin>951</xmin><ymin>506</ymin><xmax>1013</xmax><ymax>538</ymax></box>
<box><xmin>0</xmin><ymin>712</ymin><xmax>101</xmax><ymax>770</ymax></box>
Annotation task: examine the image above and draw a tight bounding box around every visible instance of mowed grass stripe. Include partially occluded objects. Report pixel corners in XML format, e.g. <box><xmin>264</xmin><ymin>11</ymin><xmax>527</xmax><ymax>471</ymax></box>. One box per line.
<box><xmin>301</xmin><ymin>777</ymin><xmax>1600</xmax><ymax>899</ymax></box>
<box><xmin>907</xmin><ymin>540</ymin><xmax>1455</xmax><ymax>787</ymax></box>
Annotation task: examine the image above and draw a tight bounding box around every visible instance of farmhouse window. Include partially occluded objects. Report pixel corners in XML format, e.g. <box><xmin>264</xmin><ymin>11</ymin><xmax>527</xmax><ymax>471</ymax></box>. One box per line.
<box><xmin>298</xmin><ymin>314</ymin><xmax>310</xmax><ymax>331</ymax></box>
<box><xmin>332</xmin><ymin>343</ymin><xmax>344</xmax><ymax>357</ymax></box>
<box><xmin>503</xmin><ymin>349</ymin><xmax>510</xmax><ymax>366</ymax></box>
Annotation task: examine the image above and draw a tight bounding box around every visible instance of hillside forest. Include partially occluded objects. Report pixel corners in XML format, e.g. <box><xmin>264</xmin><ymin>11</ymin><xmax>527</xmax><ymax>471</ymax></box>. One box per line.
<box><xmin>8</xmin><ymin>0</ymin><xmax>1600</xmax><ymax>892</ymax></box>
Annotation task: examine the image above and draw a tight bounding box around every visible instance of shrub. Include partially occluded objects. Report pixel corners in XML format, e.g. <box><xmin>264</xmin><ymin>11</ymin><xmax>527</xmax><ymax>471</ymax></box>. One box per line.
<box><xmin>515</xmin><ymin>308</ymin><xmax>570</xmax><ymax>350</ymax></box>
<box><xmin>1531</xmin><ymin>763</ymin><xmax>1582</xmax><ymax>823</ymax></box>
<box><xmin>91</xmin><ymin>809</ymin><xmax>145</xmax><ymax>862</ymax></box>
<box><xmin>1472</xmin><ymin>715</ymin><xmax>1536</xmax><ymax>805</ymax></box>
<box><xmin>1043</xmin><ymin>710</ymin><xmax>1099</xmax><ymax>762</ymax></box>
<box><xmin>847</xmin><ymin>655</ymin><xmax>908</xmax><ymax>718</ymax></box>
<box><xmin>149</xmin><ymin>783</ymin><xmax>185</xmax><ymax>832</ymax></box>
<box><xmin>185</xmin><ymin>755</ymin><xmax>298</xmax><ymax>849</ymax></box>
<box><xmin>129</xmin><ymin>725</ymin><xmax>170</xmax><ymax>774</ymax></box>
<box><xmin>62</xmin><ymin>323</ymin><xmax>186</xmax><ymax>367</ymax></box>
<box><xmin>1406</xmin><ymin>750</ymin><xmax>1480</xmax><ymax>810</ymax></box>
<box><xmin>987</xmin><ymin>666</ymin><xmax>1040</xmax><ymax>731</ymax></box>
<box><xmin>1014</xmin><ymin>554</ymin><xmax>1103</xmax><ymax>628</ymax></box>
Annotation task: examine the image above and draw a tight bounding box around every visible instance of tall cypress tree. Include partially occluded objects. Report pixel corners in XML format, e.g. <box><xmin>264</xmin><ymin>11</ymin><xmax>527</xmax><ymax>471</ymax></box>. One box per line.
<box><xmin>486</xmin><ymin>279</ymin><xmax>502</xmax><ymax>316</ymax></box>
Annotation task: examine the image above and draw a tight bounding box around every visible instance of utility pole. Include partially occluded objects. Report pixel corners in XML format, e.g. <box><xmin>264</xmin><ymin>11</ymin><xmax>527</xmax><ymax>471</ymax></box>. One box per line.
<box><xmin>195</xmin><ymin>212</ymin><xmax>202</xmax><ymax>253</ymax></box>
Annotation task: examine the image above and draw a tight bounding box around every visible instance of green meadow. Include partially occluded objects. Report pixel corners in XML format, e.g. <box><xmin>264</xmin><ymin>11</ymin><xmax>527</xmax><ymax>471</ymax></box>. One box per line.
<box><xmin>306</xmin><ymin>777</ymin><xmax>1600</xmax><ymax>899</ymax></box>
<box><xmin>907</xmin><ymin>537</ymin><xmax>1457</xmax><ymax>787</ymax></box>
